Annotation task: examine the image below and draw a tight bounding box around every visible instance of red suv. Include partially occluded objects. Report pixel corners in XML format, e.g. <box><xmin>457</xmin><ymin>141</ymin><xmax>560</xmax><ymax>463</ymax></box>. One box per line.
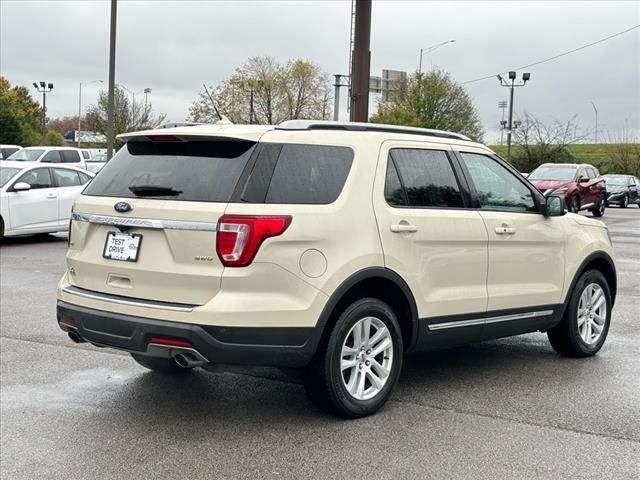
<box><xmin>528</xmin><ymin>163</ymin><xmax>606</xmax><ymax>217</ymax></box>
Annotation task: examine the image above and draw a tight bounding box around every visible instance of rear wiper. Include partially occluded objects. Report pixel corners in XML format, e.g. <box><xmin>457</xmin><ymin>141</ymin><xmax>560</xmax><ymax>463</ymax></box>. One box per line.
<box><xmin>128</xmin><ymin>184</ymin><xmax>183</xmax><ymax>196</ymax></box>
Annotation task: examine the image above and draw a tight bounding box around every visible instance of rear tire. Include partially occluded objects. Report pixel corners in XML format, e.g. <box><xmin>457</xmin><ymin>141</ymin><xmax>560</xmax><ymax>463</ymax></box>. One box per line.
<box><xmin>547</xmin><ymin>269</ymin><xmax>611</xmax><ymax>357</ymax></box>
<box><xmin>303</xmin><ymin>298</ymin><xmax>403</xmax><ymax>418</ymax></box>
<box><xmin>130</xmin><ymin>353</ymin><xmax>192</xmax><ymax>374</ymax></box>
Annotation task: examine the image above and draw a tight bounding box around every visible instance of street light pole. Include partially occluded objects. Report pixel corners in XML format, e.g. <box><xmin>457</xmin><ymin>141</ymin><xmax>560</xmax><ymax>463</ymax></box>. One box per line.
<box><xmin>591</xmin><ymin>102</ymin><xmax>598</xmax><ymax>143</ymax></box>
<box><xmin>32</xmin><ymin>81</ymin><xmax>53</xmax><ymax>144</ymax></box>
<box><xmin>418</xmin><ymin>40</ymin><xmax>455</xmax><ymax>73</ymax></box>
<box><xmin>78</xmin><ymin>80</ymin><xmax>103</xmax><ymax>147</ymax></box>
<box><xmin>106</xmin><ymin>0</ymin><xmax>117</xmax><ymax>160</ymax></box>
<box><xmin>497</xmin><ymin>71</ymin><xmax>531</xmax><ymax>162</ymax></box>
<box><xmin>349</xmin><ymin>0</ymin><xmax>372</xmax><ymax>122</ymax></box>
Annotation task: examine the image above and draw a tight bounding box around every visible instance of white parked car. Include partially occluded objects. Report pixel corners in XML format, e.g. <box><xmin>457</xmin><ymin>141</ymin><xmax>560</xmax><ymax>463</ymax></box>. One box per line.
<box><xmin>0</xmin><ymin>161</ymin><xmax>94</xmax><ymax>237</ymax></box>
<box><xmin>85</xmin><ymin>153</ymin><xmax>108</xmax><ymax>174</ymax></box>
<box><xmin>7</xmin><ymin>146</ymin><xmax>88</xmax><ymax>170</ymax></box>
<box><xmin>0</xmin><ymin>145</ymin><xmax>22</xmax><ymax>160</ymax></box>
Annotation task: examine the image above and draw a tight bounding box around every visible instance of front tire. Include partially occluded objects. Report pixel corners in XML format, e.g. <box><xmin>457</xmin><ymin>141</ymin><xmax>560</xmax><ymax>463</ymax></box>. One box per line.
<box><xmin>591</xmin><ymin>194</ymin><xmax>606</xmax><ymax>217</ymax></box>
<box><xmin>303</xmin><ymin>298</ymin><xmax>403</xmax><ymax>418</ymax></box>
<box><xmin>621</xmin><ymin>194</ymin><xmax>629</xmax><ymax>208</ymax></box>
<box><xmin>570</xmin><ymin>195</ymin><xmax>581</xmax><ymax>213</ymax></box>
<box><xmin>547</xmin><ymin>269</ymin><xmax>611</xmax><ymax>357</ymax></box>
<box><xmin>130</xmin><ymin>353</ymin><xmax>193</xmax><ymax>374</ymax></box>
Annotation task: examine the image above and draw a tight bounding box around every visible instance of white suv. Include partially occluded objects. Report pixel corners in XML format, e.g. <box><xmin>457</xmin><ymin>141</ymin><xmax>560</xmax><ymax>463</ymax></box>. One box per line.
<box><xmin>8</xmin><ymin>146</ymin><xmax>88</xmax><ymax>170</ymax></box>
<box><xmin>56</xmin><ymin>121</ymin><xmax>616</xmax><ymax>418</ymax></box>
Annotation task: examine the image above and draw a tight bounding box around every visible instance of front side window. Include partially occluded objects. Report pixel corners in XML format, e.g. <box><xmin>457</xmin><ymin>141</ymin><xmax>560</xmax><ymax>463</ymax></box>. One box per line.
<box><xmin>587</xmin><ymin>168</ymin><xmax>597</xmax><ymax>179</ymax></box>
<box><xmin>15</xmin><ymin>168</ymin><xmax>53</xmax><ymax>189</ymax></box>
<box><xmin>384</xmin><ymin>149</ymin><xmax>464</xmax><ymax>208</ymax></box>
<box><xmin>460</xmin><ymin>152</ymin><xmax>537</xmax><ymax>212</ymax></box>
<box><xmin>41</xmin><ymin>150</ymin><xmax>63</xmax><ymax>163</ymax></box>
<box><xmin>54</xmin><ymin>168</ymin><xmax>82</xmax><ymax>187</ymax></box>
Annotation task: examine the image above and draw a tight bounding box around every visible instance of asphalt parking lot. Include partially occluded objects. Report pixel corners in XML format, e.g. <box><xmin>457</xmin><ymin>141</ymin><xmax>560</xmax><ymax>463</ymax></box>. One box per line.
<box><xmin>1</xmin><ymin>208</ymin><xmax>638</xmax><ymax>479</ymax></box>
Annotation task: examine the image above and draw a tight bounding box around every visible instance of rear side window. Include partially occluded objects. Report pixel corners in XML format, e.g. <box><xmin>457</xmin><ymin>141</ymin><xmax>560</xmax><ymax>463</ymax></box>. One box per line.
<box><xmin>62</xmin><ymin>150</ymin><xmax>81</xmax><ymax>163</ymax></box>
<box><xmin>41</xmin><ymin>150</ymin><xmax>63</xmax><ymax>163</ymax></box>
<box><xmin>241</xmin><ymin>143</ymin><xmax>354</xmax><ymax>205</ymax></box>
<box><xmin>84</xmin><ymin>140</ymin><xmax>255</xmax><ymax>202</ymax></box>
<box><xmin>54</xmin><ymin>168</ymin><xmax>81</xmax><ymax>187</ymax></box>
<box><xmin>82</xmin><ymin>151</ymin><xmax>90</xmax><ymax>159</ymax></box>
<box><xmin>385</xmin><ymin>148</ymin><xmax>464</xmax><ymax>208</ymax></box>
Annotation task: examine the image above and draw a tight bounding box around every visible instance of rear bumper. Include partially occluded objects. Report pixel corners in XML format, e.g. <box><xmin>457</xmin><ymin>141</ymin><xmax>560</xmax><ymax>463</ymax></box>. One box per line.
<box><xmin>57</xmin><ymin>301</ymin><xmax>319</xmax><ymax>368</ymax></box>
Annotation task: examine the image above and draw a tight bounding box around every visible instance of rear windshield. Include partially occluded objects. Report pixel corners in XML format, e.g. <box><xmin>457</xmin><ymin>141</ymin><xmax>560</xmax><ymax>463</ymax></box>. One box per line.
<box><xmin>528</xmin><ymin>166</ymin><xmax>577</xmax><ymax>181</ymax></box>
<box><xmin>83</xmin><ymin>140</ymin><xmax>256</xmax><ymax>202</ymax></box>
<box><xmin>8</xmin><ymin>149</ymin><xmax>44</xmax><ymax>161</ymax></box>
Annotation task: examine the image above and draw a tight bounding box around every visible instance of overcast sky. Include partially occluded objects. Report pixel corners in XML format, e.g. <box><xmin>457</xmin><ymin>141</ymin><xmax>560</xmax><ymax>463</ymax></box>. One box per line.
<box><xmin>1</xmin><ymin>0</ymin><xmax>638</xmax><ymax>142</ymax></box>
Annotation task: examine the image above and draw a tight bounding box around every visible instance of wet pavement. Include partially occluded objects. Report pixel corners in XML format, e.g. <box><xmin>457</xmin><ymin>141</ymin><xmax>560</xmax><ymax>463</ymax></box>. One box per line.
<box><xmin>1</xmin><ymin>208</ymin><xmax>639</xmax><ymax>479</ymax></box>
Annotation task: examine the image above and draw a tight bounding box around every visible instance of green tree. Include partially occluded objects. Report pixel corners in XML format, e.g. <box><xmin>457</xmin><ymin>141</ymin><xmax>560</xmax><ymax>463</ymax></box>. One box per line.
<box><xmin>190</xmin><ymin>56</ymin><xmax>332</xmax><ymax>124</ymax></box>
<box><xmin>370</xmin><ymin>70</ymin><xmax>484</xmax><ymax>142</ymax></box>
<box><xmin>44</xmin><ymin>130</ymin><xmax>66</xmax><ymax>146</ymax></box>
<box><xmin>0</xmin><ymin>76</ymin><xmax>43</xmax><ymax>146</ymax></box>
<box><xmin>84</xmin><ymin>87</ymin><xmax>166</xmax><ymax>141</ymax></box>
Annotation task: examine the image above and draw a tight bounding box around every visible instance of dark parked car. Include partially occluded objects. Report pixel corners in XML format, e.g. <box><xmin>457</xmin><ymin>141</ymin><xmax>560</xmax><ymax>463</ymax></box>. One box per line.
<box><xmin>603</xmin><ymin>174</ymin><xmax>640</xmax><ymax>208</ymax></box>
<box><xmin>528</xmin><ymin>163</ymin><xmax>607</xmax><ymax>217</ymax></box>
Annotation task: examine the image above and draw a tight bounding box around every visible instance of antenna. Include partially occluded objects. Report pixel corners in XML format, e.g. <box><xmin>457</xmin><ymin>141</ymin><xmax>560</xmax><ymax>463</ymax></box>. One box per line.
<box><xmin>202</xmin><ymin>84</ymin><xmax>222</xmax><ymax>121</ymax></box>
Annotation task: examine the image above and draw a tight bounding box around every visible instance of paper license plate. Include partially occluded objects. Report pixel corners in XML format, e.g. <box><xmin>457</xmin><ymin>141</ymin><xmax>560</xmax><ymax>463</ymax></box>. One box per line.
<box><xmin>103</xmin><ymin>231</ymin><xmax>142</xmax><ymax>262</ymax></box>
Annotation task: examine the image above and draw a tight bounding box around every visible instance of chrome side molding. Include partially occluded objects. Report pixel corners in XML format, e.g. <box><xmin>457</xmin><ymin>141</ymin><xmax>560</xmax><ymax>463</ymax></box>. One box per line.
<box><xmin>429</xmin><ymin>309</ymin><xmax>554</xmax><ymax>330</ymax></box>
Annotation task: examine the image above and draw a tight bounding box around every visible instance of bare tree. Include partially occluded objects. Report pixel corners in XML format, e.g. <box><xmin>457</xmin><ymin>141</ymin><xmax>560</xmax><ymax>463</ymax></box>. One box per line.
<box><xmin>189</xmin><ymin>56</ymin><xmax>332</xmax><ymax>125</ymax></box>
<box><xmin>511</xmin><ymin>112</ymin><xmax>590</xmax><ymax>172</ymax></box>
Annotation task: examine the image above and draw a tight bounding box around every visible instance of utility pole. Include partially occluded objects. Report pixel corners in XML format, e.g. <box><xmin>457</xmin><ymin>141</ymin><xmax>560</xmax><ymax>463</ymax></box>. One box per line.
<box><xmin>498</xmin><ymin>100</ymin><xmax>508</xmax><ymax>145</ymax></box>
<box><xmin>32</xmin><ymin>82</ymin><xmax>53</xmax><ymax>144</ymax></box>
<box><xmin>591</xmin><ymin>102</ymin><xmax>598</xmax><ymax>143</ymax></box>
<box><xmin>497</xmin><ymin>71</ymin><xmax>530</xmax><ymax>162</ymax></box>
<box><xmin>349</xmin><ymin>0</ymin><xmax>372</xmax><ymax>122</ymax></box>
<box><xmin>106</xmin><ymin>0</ymin><xmax>117</xmax><ymax>160</ymax></box>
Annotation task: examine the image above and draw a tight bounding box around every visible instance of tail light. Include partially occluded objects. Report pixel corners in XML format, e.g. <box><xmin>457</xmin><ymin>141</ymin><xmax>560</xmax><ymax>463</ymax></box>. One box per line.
<box><xmin>216</xmin><ymin>215</ymin><xmax>292</xmax><ymax>267</ymax></box>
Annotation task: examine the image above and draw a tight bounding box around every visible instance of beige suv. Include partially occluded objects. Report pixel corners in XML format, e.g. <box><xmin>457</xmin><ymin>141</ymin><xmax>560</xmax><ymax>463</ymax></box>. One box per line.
<box><xmin>57</xmin><ymin>121</ymin><xmax>616</xmax><ymax>418</ymax></box>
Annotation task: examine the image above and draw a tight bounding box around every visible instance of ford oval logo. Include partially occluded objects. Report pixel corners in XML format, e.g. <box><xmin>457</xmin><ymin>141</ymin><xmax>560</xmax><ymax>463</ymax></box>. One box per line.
<box><xmin>114</xmin><ymin>202</ymin><xmax>132</xmax><ymax>213</ymax></box>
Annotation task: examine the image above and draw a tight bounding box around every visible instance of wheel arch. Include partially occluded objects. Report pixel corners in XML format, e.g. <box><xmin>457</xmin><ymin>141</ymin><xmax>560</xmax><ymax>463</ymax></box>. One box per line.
<box><xmin>560</xmin><ymin>251</ymin><xmax>617</xmax><ymax>318</ymax></box>
<box><xmin>311</xmin><ymin>267</ymin><xmax>420</xmax><ymax>354</ymax></box>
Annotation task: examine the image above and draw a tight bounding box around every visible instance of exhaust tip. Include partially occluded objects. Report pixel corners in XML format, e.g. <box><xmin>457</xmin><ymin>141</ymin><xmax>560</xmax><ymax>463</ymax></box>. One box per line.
<box><xmin>68</xmin><ymin>330</ymin><xmax>82</xmax><ymax>343</ymax></box>
<box><xmin>174</xmin><ymin>353</ymin><xmax>190</xmax><ymax>368</ymax></box>
<box><xmin>173</xmin><ymin>351</ymin><xmax>205</xmax><ymax>368</ymax></box>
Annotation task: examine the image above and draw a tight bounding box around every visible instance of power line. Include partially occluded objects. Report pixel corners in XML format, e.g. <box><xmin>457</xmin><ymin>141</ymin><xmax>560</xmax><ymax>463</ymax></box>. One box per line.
<box><xmin>461</xmin><ymin>24</ymin><xmax>640</xmax><ymax>85</ymax></box>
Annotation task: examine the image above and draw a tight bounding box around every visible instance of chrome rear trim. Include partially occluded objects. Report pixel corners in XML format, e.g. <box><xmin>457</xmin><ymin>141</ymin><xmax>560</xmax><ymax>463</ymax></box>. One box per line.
<box><xmin>62</xmin><ymin>286</ymin><xmax>195</xmax><ymax>312</ymax></box>
<box><xmin>72</xmin><ymin>212</ymin><xmax>217</xmax><ymax>232</ymax></box>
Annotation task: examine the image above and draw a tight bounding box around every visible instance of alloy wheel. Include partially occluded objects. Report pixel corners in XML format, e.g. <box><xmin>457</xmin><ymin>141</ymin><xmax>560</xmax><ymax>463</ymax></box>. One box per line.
<box><xmin>571</xmin><ymin>196</ymin><xmax>580</xmax><ymax>213</ymax></box>
<box><xmin>577</xmin><ymin>283</ymin><xmax>607</xmax><ymax>345</ymax></box>
<box><xmin>340</xmin><ymin>316</ymin><xmax>394</xmax><ymax>401</ymax></box>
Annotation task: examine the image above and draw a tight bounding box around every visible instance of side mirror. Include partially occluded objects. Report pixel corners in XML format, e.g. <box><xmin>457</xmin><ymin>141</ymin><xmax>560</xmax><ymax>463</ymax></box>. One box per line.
<box><xmin>579</xmin><ymin>176</ymin><xmax>590</xmax><ymax>183</ymax></box>
<box><xmin>12</xmin><ymin>182</ymin><xmax>31</xmax><ymax>192</ymax></box>
<box><xmin>544</xmin><ymin>195</ymin><xmax>566</xmax><ymax>217</ymax></box>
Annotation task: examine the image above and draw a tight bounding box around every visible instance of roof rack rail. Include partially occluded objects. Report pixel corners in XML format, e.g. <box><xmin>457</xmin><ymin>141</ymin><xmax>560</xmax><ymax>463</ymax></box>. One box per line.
<box><xmin>276</xmin><ymin>120</ymin><xmax>471</xmax><ymax>141</ymax></box>
<box><xmin>155</xmin><ymin>122</ymin><xmax>206</xmax><ymax>129</ymax></box>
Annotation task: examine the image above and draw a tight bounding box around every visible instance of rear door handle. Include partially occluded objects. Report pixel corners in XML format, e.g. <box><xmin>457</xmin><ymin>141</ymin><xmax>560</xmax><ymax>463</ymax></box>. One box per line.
<box><xmin>495</xmin><ymin>226</ymin><xmax>515</xmax><ymax>235</ymax></box>
<box><xmin>46</xmin><ymin>194</ymin><xmax>57</xmax><ymax>199</ymax></box>
<box><xmin>390</xmin><ymin>224</ymin><xmax>418</xmax><ymax>233</ymax></box>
